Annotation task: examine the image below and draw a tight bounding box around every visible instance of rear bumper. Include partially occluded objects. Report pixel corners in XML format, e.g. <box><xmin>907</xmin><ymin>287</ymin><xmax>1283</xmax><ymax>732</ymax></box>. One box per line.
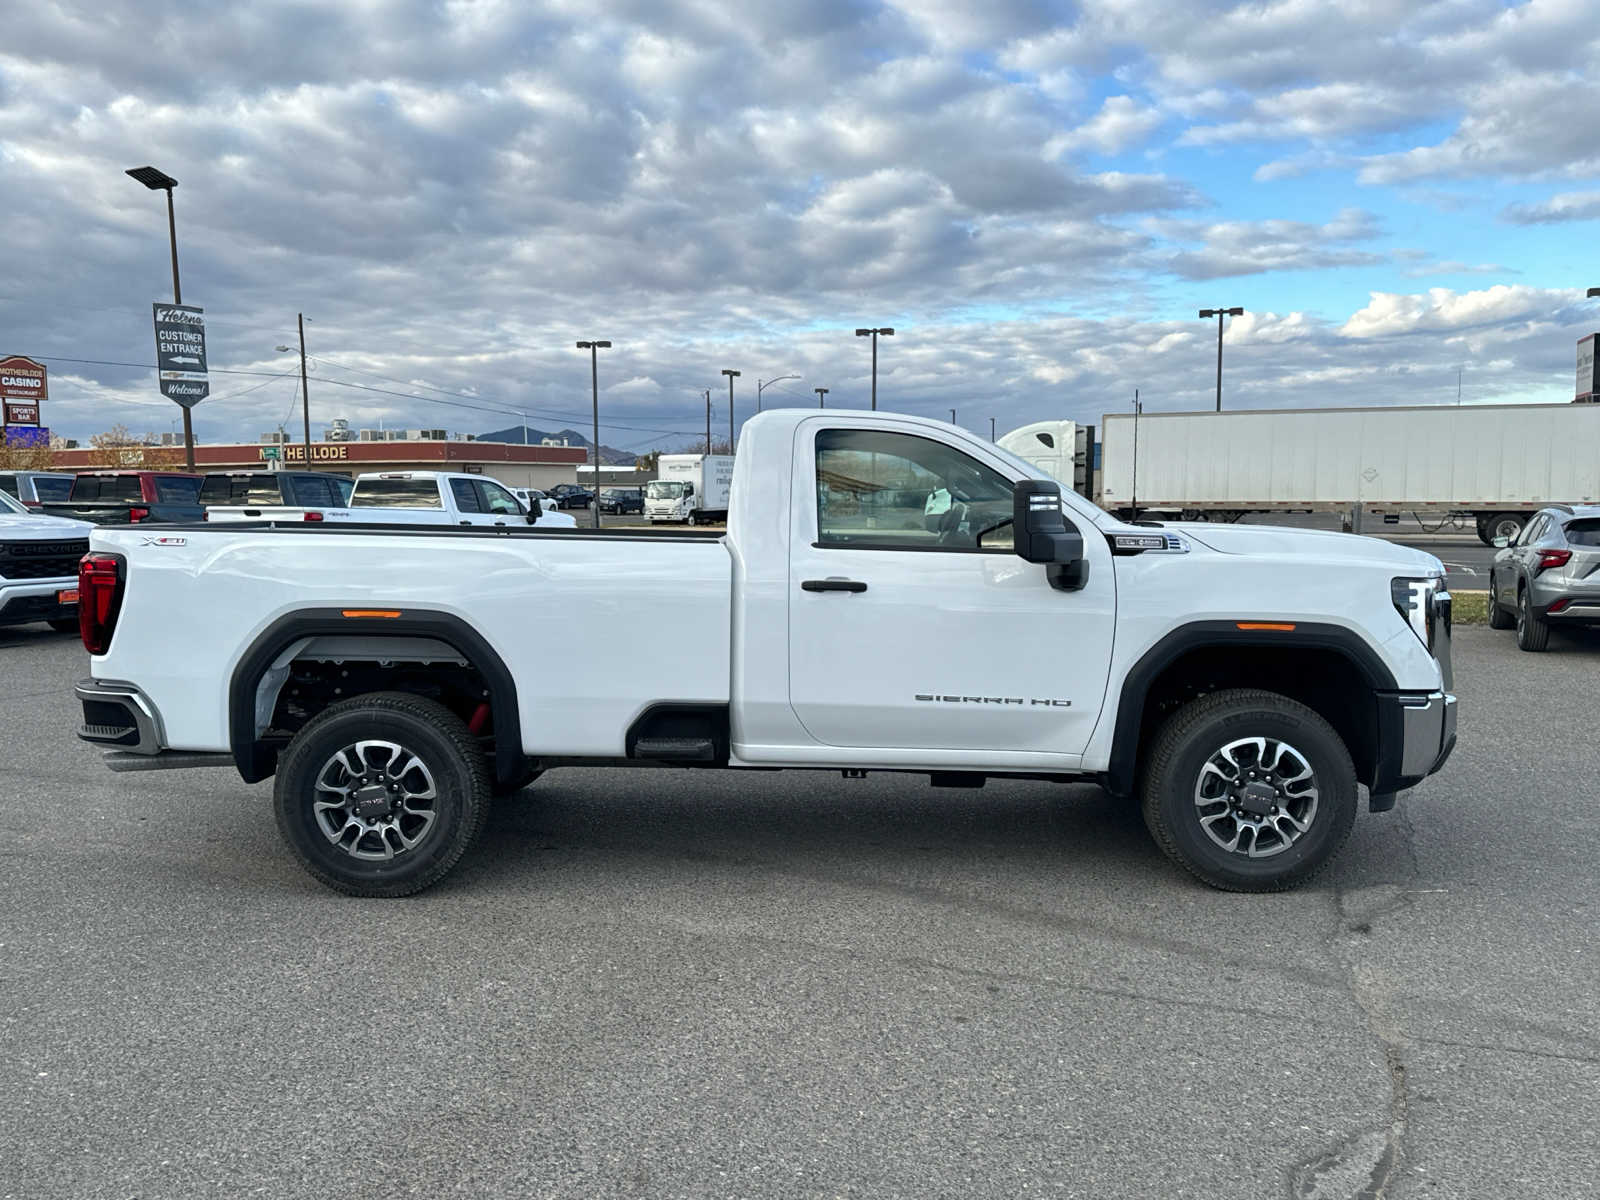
<box><xmin>1372</xmin><ymin>690</ymin><xmax>1457</xmax><ymax>797</ymax></box>
<box><xmin>1538</xmin><ymin>596</ymin><xmax>1600</xmax><ymax>621</ymax></box>
<box><xmin>74</xmin><ymin>677</ymin><xmax>165</xmax><ymax>754</ymax></box>
<box><xmin>0</xmin><ymin>579</ymin><xmax>78</xmax><ymax>628</ymax></box>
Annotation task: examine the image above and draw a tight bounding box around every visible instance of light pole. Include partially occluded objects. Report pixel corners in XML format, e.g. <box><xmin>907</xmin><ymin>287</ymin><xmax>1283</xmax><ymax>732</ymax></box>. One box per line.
<box><xmin>757</xmin><ymin>374</ymin><xmax>801</xmax><ymax>412</ymax></box>
<box><xmin>990</xmin><ymin>417</ymin><xmax>996</xmax><ymax>441</ymax></box>
<box><xmin>274</xmin><ymin>314</ymin><xmax>314</xmax><ymax>468</ymax></box>
<box><xmin>1198</xmin><ymin>307</ymin><xmax>1244</xmax><ymax>412</ymax></box>
<box><xmin>854</xmin><ymin>327</ymin><xmax>894</xmax><ymax>410</ymax></box>
<box><xmin>814</xmin><ymin>387</ymin><xmax>828</xmax><ymax>408</ymax></box>
<box><xmin>576</xmin><ymin>339</ymin><xmax>611</xmax><ymax>528</ymax></box>
<box><xmin>949</xmin><ymin>409</ymin><xmax>956</xmax><ymax>425</ymax></box>
<box><xmin>704</xmin><ymin>389</ymin><xmax>712</xmax><ymax>452</ymax></box>
<box><xmin>721</xmin><ymin>369</ymin><xmax>740</xmax><ymax>450</ymax></box>
<box><xmin>126</xmin><ymin>165</ymin><xmax>195</xmax><ymax>470</ymax></box>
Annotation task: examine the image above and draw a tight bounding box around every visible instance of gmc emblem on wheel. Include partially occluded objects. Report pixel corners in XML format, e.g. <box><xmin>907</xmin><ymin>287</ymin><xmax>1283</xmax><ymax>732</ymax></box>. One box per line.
<box><xmin>916</xmin><ymin>694</ymin><xmax>1071</xmax><ymax>707</ymax></box>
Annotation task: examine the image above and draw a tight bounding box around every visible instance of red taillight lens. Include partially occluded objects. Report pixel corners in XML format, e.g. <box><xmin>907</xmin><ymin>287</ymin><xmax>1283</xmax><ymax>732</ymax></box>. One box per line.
<box><xmin>201</xmin><ymin>510</ymin><xmax>210</xmax><ymax>521</ymax></box>
<box><xmin>1549</xmin><ymin>598</ymin><xmax>1572</xmax><ymax>613</ymax></box>
<box><xmin>1536</xmin><ymin>548</ymin><xmax>1572</xmax><ymax>574</ymax></box>
<box><xmin>128</xmin><ymin>506</ymin><xmax>151</xmax><ymax>523</ymax></box>
<box><xmin>303</xmin><ymin>510</ymin><xmax>324</xmax><ymax>522</ymax></box>
<box><xmin>78</xmin><ymin>553</ymin><xmax>125</xmax><ymax>655</ymax></box>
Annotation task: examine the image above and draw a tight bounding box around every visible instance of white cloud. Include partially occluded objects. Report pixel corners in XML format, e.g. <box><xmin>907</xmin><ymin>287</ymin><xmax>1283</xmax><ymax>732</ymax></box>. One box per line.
<box><xmin>1501</xmin><ymin>190</ymin><xmax>1600</xmax><ymax>224</ymax></box>
<box><xmin>1049</xmin><ymin>95</ymin><xmax>1164</xmax><ymax>156</ymax></box>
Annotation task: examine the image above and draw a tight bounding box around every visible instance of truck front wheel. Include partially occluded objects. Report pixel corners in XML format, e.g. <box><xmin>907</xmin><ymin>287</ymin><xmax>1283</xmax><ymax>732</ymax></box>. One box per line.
<box><xmin>1140</xmin><ymin>689</ymin><xmax>1357</xmax><ymax>892</ymax></box>
<box><xmin>273</xmin><ymin>692</ymin><xmax>491</xmax><ymax>897</ymax></box>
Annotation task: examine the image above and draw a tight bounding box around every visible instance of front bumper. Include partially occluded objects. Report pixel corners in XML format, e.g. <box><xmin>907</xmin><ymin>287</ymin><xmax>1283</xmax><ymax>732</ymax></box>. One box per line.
<box><xmin>0</xmin><ymin>579</ymin><xmax>78</xmax><ymax>628</ymax></box>
<box><xmin>1372</xmin><ymin>689</ymin><xmax>1457</xmax><ymax>801</ymax></box>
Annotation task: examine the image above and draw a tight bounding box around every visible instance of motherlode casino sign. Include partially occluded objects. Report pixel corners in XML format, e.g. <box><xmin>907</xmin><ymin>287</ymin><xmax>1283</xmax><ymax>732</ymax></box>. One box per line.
<box><xmin>1</xmin><ymin>355</ymin><xmax>47</xmax><ymax>426</ymax></box>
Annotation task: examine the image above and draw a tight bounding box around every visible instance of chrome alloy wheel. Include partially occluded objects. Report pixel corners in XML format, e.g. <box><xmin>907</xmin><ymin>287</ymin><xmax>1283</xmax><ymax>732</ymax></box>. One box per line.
<box><xmin>312</xmin><ymin>740</ymin><xmax>439</xmax><ymax>861</ymax></box>
<box><xmin>1192</xmin><ymin>736</ymin><xmax>1319</xmax><ymax>859</ymax></box>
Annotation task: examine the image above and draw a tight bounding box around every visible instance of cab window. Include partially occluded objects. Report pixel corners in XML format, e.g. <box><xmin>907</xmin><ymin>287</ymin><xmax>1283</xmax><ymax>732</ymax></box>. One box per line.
<box><xmin>477</xmin><ymin>481</ymin><xmax>522</xmax><ymax>516</ymax></box>
<box><xmin>815</xmin><ymin>429</ymin><xmax>1014</xmax><ymax>552</ymax></box>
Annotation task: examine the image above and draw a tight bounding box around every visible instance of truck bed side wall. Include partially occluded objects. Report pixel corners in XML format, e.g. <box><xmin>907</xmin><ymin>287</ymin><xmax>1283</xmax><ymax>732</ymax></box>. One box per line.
<box><xmin>90</xmin><ymin>528</ymin><xmax>733</xmax><ymax>757</ymax></box>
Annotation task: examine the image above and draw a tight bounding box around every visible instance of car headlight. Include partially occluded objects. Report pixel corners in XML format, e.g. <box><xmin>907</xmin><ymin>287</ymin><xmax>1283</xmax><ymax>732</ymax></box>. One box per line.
<box><xmin>1391</xmin><ymin>575</ymin><xmax>1450</xmax><ymax>652</ymax></box>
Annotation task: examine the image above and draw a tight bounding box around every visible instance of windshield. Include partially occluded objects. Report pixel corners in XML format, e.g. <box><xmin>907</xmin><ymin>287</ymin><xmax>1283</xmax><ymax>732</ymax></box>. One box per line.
<box><xmin>0</xmin><ymin>490</ymin><xmax>25</xmax><ymax>514</ymax></box>
<box><xmin>647</xmin><ymin>481</ymin><xmax>687</xmax><ymax>499</ymax></box>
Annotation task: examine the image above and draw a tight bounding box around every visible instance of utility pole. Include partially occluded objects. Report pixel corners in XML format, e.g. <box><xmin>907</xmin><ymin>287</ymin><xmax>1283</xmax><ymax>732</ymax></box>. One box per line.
<box><xmin>298</xmin><ymin>313</ymin><xmax>312</xmax><ymax>468</ymax></box>
<box><xmin>705</xmin><ymin>389</ymin><xmax>712</xmax><ymax>452</ymax></box>
<box><xmin>1130</xmin><ymin>388</ymin><xmax>1142</xmax><ymax>518</ymax></box>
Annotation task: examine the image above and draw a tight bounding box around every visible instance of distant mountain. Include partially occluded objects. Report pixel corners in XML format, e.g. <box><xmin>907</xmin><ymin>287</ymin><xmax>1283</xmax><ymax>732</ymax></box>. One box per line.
<box><xmin>475</xmin><ymin>425</ymin><xmax>636</xmax><ymax>465</ymax></box>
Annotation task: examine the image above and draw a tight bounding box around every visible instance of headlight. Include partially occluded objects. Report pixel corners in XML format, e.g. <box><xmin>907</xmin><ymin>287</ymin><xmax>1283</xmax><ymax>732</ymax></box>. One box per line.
<box><xmin>1391</xmin><ymin>575</ymin><xmax>1450</xmax><ymax>652</ymax></box>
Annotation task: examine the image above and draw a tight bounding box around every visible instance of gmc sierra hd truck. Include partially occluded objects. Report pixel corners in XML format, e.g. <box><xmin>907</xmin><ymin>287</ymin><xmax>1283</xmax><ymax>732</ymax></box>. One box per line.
<box><xmin>73</xmin><ymin>410</ymin><xmax>1456</xmax><ymax>897</ymax></box>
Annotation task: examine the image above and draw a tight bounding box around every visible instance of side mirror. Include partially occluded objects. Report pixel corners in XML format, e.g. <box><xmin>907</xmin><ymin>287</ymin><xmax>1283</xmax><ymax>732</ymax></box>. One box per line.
<box><xmin>526</xmin><ymin>498</ymin><xmax>542</xmax><ymax>523</ymax></box>
<box><xmin>1013</xmin><ymin>479</ymin><xmax>1088</xmax><ymax>591</ymax></box>
<box><xmin>1492</xmin><ymin>535</ymin><xmax>1510</xmax><ymax>548</ymax></box>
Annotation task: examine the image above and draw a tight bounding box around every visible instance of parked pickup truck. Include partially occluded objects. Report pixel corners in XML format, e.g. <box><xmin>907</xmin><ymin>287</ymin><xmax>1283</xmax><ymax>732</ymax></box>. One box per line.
<box><xmin>40</xmin><ymin>470</ymin><xmax>204</xmax><ymax>525</ymax></box>
<box><xmin>200</xmin><ymin>470</ymin><xmax>353</xmax><ymax>523</ymax></box>
<box><xmin>0</xmin><ymin>490</ymin><xmax>91</xmax><ymax>632</ymax></box>
<box><xmin>72</xmin><ymin>410</ymin><xmax>1457</xmax><ymax>897</ymax></box>
<box><xmin>345</xmin><ymin>471</ymin><xmax>576</xmax><ymax>528</ymax></box>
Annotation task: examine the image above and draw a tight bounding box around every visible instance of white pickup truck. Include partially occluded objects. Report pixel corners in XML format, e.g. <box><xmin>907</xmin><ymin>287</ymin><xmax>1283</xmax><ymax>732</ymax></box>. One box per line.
<box><xmin>73</xmin><ymin>410</ymin><xmax>1456</xmax><ymax>897</ymax></box>
<box><xmin>207</xmin><ymin>470</ymin><xmax>577</xmax><ymax>528</ymax></box>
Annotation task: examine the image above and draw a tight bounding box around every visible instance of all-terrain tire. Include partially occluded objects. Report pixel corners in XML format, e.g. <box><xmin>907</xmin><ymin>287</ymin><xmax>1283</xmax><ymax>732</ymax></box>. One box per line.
<box><xmin>1141</xmin><ymin>688</ymin><xmax>1358</xmax><ymax>892</ymax></box>
<box><xmin>274</xmin><ymin>692</ymin><xmax>490</xmax><ymax>897</ymax></box>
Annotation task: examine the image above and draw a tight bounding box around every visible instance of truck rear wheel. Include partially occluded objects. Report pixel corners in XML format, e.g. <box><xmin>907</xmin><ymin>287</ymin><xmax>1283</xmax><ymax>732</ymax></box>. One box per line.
<box><xmin>1482</xmin><ymin>512</ymin><xmax>1525</xmax><ymax>545</ymax></box>
<box><xmin>273</xmin><ymin>692</ymin><xmax>490</xmax><ymax>897</ymax></box>
<box><xmin>1141</xmin><ymin>689</ymin><xmax>1357</xmax><ymax>892</ymax></box>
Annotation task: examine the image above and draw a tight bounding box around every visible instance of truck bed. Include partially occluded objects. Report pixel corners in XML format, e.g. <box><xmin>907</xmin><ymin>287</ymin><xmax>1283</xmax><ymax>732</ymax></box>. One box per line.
<box><xmin>89</xmin><ymin>522</ymin><xmax>733</xmax><ymax>760</ymax></box>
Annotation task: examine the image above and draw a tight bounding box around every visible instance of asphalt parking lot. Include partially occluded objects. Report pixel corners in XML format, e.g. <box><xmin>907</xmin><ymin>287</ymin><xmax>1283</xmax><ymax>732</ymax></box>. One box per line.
<box><xmin>2</xmin><ymin>623</ymin><xmax>1597</xmax><ymax>1200</ymax></box>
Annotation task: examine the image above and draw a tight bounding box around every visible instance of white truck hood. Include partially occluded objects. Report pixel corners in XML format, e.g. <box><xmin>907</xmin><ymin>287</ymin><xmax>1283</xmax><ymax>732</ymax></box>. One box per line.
<box><xmin>1168</xmin><ymin>522</ymin><xmax>1444</xmax><ymax>576</ymax></box>
<box><xmin>0</xmin><ymin>512</ymin><xmax>96</xmax><ymax>540</ymax></box>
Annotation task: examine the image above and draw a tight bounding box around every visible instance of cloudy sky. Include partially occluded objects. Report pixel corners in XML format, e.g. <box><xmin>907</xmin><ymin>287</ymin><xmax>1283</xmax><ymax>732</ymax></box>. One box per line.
<box><xmin>4</xmin><ymin>0</ymin><xmax>1600</xmax><ymax>452</ymax></box>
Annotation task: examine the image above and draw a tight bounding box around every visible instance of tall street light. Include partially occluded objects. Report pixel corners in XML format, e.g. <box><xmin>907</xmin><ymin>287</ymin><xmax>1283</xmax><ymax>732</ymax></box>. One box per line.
<box><xmin>814</xmin><ymin>387</ymin><xmax>828</xmax><ymax>408</ymax></box>
<box><xmin>576</xmin><ymin>339</ymin><xmax>611</xmax><ymax>528</ymax></box>
<box><xmin>126</xmin><ymin>165</ymin><xmax>195</xmax><ymax>470</ymax></box>
<box><xmin>274</xmin><ymin>313</ymin><xmax>314</xmax><ymax>468</ymax></box>
<box><xmin>990</xmin><ymin>417</ymin><xmax>996</xmax><ymax>441</ymax></box>
<box><xmin>949</xmin><ymin>409</ymin><xmax>956</xmax><ymax>424</ymax></box>
<box><xmin>721</xmin><ymin>369</ymin><xmax>740</xmax><ymax>450</ymax></box>
<box><xmin>854</xmin><ymin>327</ymin><xmax>894</xmax><ymax>410</ymax></box>
<box><xmin>1198</xmin><ymin>307</ymin><xmax>1244</xmax><ymax>412</ymax></box>
<box><xmin>1588</xmin><ymin>287</ymin><xmax>1600</xmax><ymax>298</ymax></box>
<box><xmin>704</xmin><ymin>389</ymin><xmax>712</xmax><ymax>452</ymax></box>
<box><xmin>757</xmin><ymin>374</ymin><xmax>801</xmax><ymax>412</ymax></box>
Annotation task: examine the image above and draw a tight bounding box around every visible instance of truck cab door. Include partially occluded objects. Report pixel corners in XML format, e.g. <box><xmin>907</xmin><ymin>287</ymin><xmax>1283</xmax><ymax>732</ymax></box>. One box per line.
<box><xmin>448</xmin><ymin>478</ymin><xmax>495</xmax><ymax>526</ymax></box>
<box><xmin>786</xmin><ymin>422</ymin><xmax>1115</xmax><ymax>759</ymax></box>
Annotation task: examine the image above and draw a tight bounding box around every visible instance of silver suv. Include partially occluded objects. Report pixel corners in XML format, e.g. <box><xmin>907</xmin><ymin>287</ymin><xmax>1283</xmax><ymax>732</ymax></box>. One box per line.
<box><xmin>1489</xmin><ymin>504</ymin><xmax>1600</xmax><ymax>651</ymax></box>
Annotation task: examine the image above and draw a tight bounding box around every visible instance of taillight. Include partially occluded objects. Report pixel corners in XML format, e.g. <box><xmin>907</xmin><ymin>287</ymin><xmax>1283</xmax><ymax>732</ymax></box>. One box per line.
<box><xmin>1536</xmin><ymin>548</ymin><xmax>1572</xmax><ymax>574</ymax></box>
<box><xmin>303</xmin><ymin>510</ymin><xmax>324</xmax><ymax>521</ymax></box>
<box><xmin>128</xmin><ymin>506</ymin><xmax>151</xmax><ymax>523</ymax></box>
<box><xmin>201</xmin><ymin>510</ymin><xmax>210</xmax><ymax>521</ymax></box>
<box><xmin>78</xmin><ymin>553</ymin><xmax>126</xmax><ymax>655</ymax></box>
<box><xmin>1549</xmin><ymin>598</ymin><xmax>1572</xmax><ymax>614</ymax></box>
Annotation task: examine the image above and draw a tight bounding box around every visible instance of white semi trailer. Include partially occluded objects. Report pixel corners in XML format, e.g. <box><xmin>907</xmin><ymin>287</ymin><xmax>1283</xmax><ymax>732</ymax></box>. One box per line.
<box><xmin>1099</xmin><ymin>402</ymin><xmax>1600</xmax><ymax>544</ymax></box>
<box><xmin>996</xmin><ymin>421</ymin><xmax>1094</xmax><ymax>498</ymax></box>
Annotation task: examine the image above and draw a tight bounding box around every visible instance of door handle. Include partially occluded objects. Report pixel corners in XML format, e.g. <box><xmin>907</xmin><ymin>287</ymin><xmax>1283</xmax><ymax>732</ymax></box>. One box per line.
<box><xmin>802</xmin><ymin>578</ymin><xmax>867</xmax><ymax>593</ymax></box>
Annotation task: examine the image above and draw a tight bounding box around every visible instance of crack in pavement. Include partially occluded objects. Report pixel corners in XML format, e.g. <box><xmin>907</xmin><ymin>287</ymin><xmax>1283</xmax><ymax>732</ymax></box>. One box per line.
<box><xmin>1291</xmin><ymin>807</ymin><xmax>1421</xmax><ymax>1200</ymax></box>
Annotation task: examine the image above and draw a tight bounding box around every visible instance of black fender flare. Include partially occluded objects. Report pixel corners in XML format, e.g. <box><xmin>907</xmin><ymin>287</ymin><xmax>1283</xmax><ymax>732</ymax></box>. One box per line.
<box><xmin>1105</xmin><ymin>620</ymin><xmax>1399</xmax><ymax>797</ymax></box>
<box><xmin>228</xmin><ymin>608</ymin><xmax>523</xmax><ymax>789</ymax></box>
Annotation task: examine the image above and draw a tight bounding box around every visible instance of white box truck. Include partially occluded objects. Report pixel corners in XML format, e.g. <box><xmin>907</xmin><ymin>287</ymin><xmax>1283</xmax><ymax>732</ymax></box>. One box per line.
<box><xmin>1099</xmin><ymin>402</ymin><xmax>1600</xmax><ymax>544</ymax></box>
<box><xmin>646</xmin><ymin>454</ymin><xmax>734</xmax><ymax>525</ymax></box>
